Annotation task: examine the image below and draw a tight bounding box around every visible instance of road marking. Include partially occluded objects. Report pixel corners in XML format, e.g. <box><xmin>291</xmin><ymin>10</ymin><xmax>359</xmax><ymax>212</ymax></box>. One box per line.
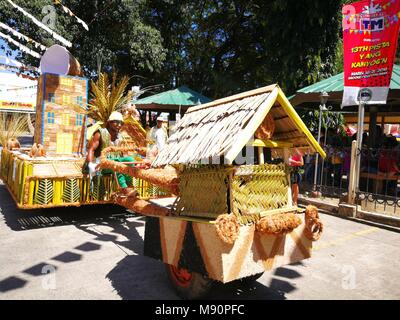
<box><xmin>313</xmin><ymin>227</ymin><xmax>379</xmax><ymax>251</ymax></box>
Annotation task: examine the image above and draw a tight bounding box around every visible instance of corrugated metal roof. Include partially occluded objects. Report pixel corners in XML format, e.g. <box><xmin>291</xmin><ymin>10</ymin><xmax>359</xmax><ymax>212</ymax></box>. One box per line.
<box><xmin>296</xmin><ymin>64</ymin><xmax>400</xmax><ymax>94</ymax></box>
<box><xmin>134</xmin><ymin>85</ymin><xmax>212</xmax><ymax>106</ymax></box>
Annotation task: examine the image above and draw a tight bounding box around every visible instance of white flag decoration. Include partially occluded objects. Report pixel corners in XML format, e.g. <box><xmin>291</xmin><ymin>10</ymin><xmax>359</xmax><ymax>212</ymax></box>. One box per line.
<box><xmin>54</xmin><ymin>1</ymin><xmax>89</xmax><ymax>31</ymax></box>
<box><xmin>0</xmin><ymin>31</ymin><xmax>41</xmax><ymax>58</ymax></box>
<box><xmin>0</xmin><ymin>22</ymin><xmax>47</xmax><ymax>51</ymax></box>
<box><xmin>0</xmin><ymin>55</ymin><xmax>40</xmax><ymax>73</ymax></box>
<box><xmin>6</xmin><ymin>0</ymin><xmax>72</xmax><ymax>48</ymax></box>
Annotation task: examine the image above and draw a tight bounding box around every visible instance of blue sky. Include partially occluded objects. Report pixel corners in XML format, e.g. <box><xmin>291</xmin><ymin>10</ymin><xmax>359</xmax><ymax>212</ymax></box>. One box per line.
<box><xmin>0</xmin><ymin>38</ymin><xmax>18</xmax><ymax>58</ymax></box>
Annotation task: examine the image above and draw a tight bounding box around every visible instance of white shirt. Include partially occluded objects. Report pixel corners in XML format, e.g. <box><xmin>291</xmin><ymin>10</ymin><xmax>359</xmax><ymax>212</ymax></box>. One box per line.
<box><xmin>148</xmin><ymin>126</ymin><xmax>167</xmax><ymax>151</ymax></box>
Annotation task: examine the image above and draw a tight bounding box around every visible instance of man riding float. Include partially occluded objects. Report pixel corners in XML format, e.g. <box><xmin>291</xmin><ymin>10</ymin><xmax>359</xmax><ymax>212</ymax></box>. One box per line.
<box><xmin>85</xmin><ymin>111</ymin><xmax>135</xmax><ymax>195</ymax></box>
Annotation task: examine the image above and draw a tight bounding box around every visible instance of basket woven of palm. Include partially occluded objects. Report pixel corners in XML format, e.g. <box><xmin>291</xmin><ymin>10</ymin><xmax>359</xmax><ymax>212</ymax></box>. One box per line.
<box><xmin>256</xmin><ymin>212</ymin><xmax>301</xmax><ymax>235</ymax></box>
<box><xmin>255</xmin><ymin>113</ymin><xmax>275</xmax><ymax>140</ymax></box>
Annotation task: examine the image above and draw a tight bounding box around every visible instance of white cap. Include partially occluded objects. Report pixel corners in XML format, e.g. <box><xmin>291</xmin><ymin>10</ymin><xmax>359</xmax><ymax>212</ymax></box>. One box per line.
<box><xmin>157</xmin><ymin>116</ymin><xmax>166</xmax><ymax>122</ymax></box>
<box><xmin>108</xmin><ymin>111</ymin><xmax>124</xmax><ymax>122</ymax></box>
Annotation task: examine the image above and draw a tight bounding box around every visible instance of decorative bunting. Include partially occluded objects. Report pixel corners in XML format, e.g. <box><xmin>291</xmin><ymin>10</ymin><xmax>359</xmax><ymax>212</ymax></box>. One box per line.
<box><xmin>6</xmin><ymin>0</ymin><xmax>72</xmax><ymax>48</ymax></box>
<box><xmin>53</xmin><ymin>0</ymin><xmax>89</xmax><ymax>31</ymax></box>
<box><xmin>0</xmin><ymin>22</ymin><xmax>47</xmax><ymax>51</ymax></box>
<box><xmin>0</xmin><ymin>31</ymin><xmax>41</xmax><ymax>58</ymax></box>
<box><xmin>0</xmin><ymin>56</ymin><xmax>40</xmax><ymax>73</ymax></box>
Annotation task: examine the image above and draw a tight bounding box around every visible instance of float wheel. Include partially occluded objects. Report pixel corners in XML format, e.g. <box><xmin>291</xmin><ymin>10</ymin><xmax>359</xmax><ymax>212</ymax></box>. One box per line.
<box><xmin>165</xmin><ymin>264</ymin><xmax>214</xmax><ymax>299</ymax></box>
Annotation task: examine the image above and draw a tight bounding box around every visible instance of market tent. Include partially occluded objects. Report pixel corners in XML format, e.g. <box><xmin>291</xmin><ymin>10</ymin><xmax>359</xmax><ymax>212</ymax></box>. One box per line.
<box><xmin>134</xmin><ymin>85</ymin><xmax>212</xmax><ymax>113</ymax></box>
<box><xmin>290</xmin><ymin>64</ymin><xmax>400</xmax><ymax>112</ymax></box>
<box><xmin>153</xmin><ymin>84</ymin><xmax>326</xmax><ymax>167</ymax></box>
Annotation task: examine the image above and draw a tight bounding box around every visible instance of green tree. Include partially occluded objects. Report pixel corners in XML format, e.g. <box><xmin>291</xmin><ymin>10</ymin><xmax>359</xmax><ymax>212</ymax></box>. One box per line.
<box><xmin>0</xmin><ymin>0</ymin><xmax>166</xmax><ymax>79</ymax></box>
<box><xmin>144</xmin><ymin>0</ymin><xmax>343</xmax><ymax>98</ymax></box>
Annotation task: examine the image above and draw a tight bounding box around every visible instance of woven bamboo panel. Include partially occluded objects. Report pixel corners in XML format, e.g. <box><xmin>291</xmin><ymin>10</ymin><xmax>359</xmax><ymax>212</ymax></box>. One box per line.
<box><xmin>232</xmin><ymin>163</ymin><xmax>289</xmax><ymax>224</ymax></box>
<box><xmin>174</xmin><ymin>165</ymin><xmax>230</xmax><ymax>219</ymax></box>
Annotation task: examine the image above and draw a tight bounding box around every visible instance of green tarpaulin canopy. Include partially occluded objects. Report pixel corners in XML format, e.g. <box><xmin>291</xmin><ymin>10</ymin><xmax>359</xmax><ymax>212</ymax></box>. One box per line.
<box><xmin>134</xmin><ymin>85</ymin><xmax>212</xmax><ymax>113</ymax></box>
<box><xmin>290</xmin><ymin>64</ymin><xmax>400</xmax><ymax>111</ymax></box>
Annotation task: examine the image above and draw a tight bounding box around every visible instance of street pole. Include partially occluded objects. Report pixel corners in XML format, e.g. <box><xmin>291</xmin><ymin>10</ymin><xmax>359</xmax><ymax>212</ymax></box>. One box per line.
<box><xmin>313</xmin><ymin>91</ymin><xmax>329</xmax><ymax>191</ymax></box>
<box><xmin>313</xmin><ymin>107</ymin><xmax>323</xmax><ymax>190</ymax></box>
<box><xmin>354</xmin><ymin>100</ymin><xmax>365</xmax><ymax>190</ymax></box>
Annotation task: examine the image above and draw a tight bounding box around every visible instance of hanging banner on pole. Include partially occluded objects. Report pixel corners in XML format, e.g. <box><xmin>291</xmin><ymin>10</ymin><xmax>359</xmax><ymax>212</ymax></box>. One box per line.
<box><xmin>342</xmin><ymin>0</ymin><xmax>400</xmax><ymax>107</ymax></box>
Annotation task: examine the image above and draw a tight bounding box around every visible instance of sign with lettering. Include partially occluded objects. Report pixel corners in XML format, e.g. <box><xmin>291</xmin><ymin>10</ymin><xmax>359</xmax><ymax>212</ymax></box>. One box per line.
<box><xmin>342</xmin><ymin>0</ymin><xmax>400</xmax><ymax>106</ymax></box>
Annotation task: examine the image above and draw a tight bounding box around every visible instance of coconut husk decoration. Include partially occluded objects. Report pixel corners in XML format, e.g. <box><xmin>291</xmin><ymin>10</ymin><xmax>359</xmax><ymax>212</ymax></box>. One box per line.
<box><xmin>255</xmin><ymin>113</ymin><xmax>275</xmax><ymax>140</ymax></box>
<box><xmin>114</xmin><ymin>192</ymin><xmax>171</xmax><ymax>217</ymax></box>
<box><xmin>215</xmin><ymin>214</ymin><xmax>240</xmax><ymax>244</ymax></box>
<box><xmin>304</xmin><ymin>205</ymin><xmax>323</xmax><ymax>241</ymax></box>
<box><xmin>99</xmin><ymin>146</ymin><xmax>180</xmax><ymax>195</ymax></box>
<box><xmin>29</xmin><ymin>143</ymin><xmax>46</xmax><ymax>158</ymax></box>
<box><xmin>7</xmin><ymin>138</ymin><xmax>21</xmax><ymax>150</ymax></box>
<box><xmin>256</xmin><ymin>212</ymin><xmax>302</xmax><ymax>235</ymax></box>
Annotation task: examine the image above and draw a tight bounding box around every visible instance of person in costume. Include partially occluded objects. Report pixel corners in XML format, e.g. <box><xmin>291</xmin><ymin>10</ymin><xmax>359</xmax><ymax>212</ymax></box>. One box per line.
<box><xmin>86</xmin><ymin>111</ymin><xmax>135</xmax><ymax>195</ymax></box>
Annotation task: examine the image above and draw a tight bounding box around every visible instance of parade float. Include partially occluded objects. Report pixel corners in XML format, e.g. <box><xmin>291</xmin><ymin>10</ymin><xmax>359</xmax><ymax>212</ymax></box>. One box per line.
<box><xmin>0</xmin><ymin>45</ymin><xmax>165</xmax><ymax>209</ymax></box>
<box><xmin>0</xmin><ymin>44</ymin><xmax>326</xmax><ymax>299</ymax></box>
<box><xmin>97</xmin><ymin>84</ymin><xmax>326</xmax><ymax>298</ymax></box>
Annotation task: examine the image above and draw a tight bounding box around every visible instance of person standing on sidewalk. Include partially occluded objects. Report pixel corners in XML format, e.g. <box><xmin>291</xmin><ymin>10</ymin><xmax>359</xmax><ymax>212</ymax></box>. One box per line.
<box><xmin>289</xmin><ymin>148</ymin><xmax>304</xmax><ymax>206</ymax></box>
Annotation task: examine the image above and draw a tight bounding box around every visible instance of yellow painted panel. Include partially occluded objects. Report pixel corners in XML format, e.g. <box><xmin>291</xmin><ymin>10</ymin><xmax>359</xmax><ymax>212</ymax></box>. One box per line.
<box><xmin>56</xmin><ymin>133</ymin><xmax>73</xmax><ymax>154</ymax></box>
<box><xmin>250</xmin><ymin>139</ymin><xmax>293</xmax><ymax>148</ymax></box>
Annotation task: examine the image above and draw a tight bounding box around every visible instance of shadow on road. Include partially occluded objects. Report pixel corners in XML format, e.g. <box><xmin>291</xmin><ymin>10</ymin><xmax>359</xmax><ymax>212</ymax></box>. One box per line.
<box><xmin>0</xmin><ymin>181</ymin><xmax>301</xmax><ymax>299</ymax></box>
<box><xmin>0</xmin><ymin>184</ymin><xmax>132</xmax><ymax>231</ymax></box>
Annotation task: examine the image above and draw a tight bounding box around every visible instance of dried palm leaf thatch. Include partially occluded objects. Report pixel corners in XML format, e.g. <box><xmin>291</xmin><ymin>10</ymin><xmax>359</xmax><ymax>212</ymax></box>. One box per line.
<box><xmin>87</xmin><ymin>72</ymin><xmax>132</xmax><ymax>124</ymax></box>
<box><xmin>99</xmin><ymin>146</ymin><xmax>179</xmax><ymax>194</ymax></box>
<box><xmin>255</xmin><ymin>113</ymin><xmax>275</xmax><ymax>140</ymax></box>
<box><xmin>0</xmin><ymin>113</ymin><xmax>27</xmax><ymax>149</ymax></box>
<box><xmin>215</xmin><ymin>214</ymin><xmax>239</xmax><ymax>244</ymax></box>
<box><xmin>256</xmin><ymin>212</ymin><xmax>301</xmax><ymax>235</ymax></box>
<box><xmin>304</xmin><ymin>205</ymin><xmax>323</xmax><ymax>241</ymax></box>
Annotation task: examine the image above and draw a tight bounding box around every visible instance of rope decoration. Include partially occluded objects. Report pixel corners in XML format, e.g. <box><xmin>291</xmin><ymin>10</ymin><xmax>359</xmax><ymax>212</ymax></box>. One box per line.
<box><xmin>304</xmin><ymin>205</ymin><xmax>323</xmax><ymax>241</ymax></box>
<box><xmin>215</xmin><ymin>214</ymin><xmax>240</xmax><ymax>244</ymax></box>
<box><xmin>99</xmin><ymin>146</ymin><xmax>179</xmax><ymax>195</ymax></box>
<box><xmin>256</xmin><ymin>212</ymin><xmax>302</xmax><ymax>235</ymax></box>
<box><xmin>114</xmin><ymin>192</ymin><xmax>171</xmax><ymax>217</ymax></box>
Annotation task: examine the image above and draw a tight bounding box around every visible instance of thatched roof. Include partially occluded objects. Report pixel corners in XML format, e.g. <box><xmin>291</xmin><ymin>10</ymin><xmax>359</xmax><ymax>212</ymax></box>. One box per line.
<box><xmin>152</xmin><ymin>84</ymin><xmax>325</xmax><ymax>167</ymax></box>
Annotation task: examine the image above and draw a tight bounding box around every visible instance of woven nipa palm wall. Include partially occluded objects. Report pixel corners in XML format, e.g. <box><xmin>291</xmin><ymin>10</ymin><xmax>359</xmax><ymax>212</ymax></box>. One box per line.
<box><xmin>173</xmin><ymin>163</ymin><xmax>290</xmax><ymax>224</ymax></box>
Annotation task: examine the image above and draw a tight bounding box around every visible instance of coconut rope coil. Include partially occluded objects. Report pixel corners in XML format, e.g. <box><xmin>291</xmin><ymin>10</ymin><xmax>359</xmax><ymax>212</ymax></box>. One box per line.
<box><xmin>256</xmin><ymin>212</ymin><xmax>302</xmax><ymax>235</ymax></box>
<box><xmin>215</xmin><ymin>214</ymin><xmax>240</xmax><ymax>244</ymax></box>
<box><xmin>99</xmin><ymin>146</ymin><xmax>180</xmax><ymax>195</ymax></box>
<box><xmin>114</xmin><ymin>192</ymin><xmax>171</xmax><ymax>217</ymax></box>
<box><xmin>304</xmin><ymin>205</ymin><xmax>323</xmax><ymax>241</ymax></box>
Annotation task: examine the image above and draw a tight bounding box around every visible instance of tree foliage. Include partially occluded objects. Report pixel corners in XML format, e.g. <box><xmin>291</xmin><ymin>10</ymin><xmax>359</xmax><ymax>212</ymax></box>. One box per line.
<box><xmin>0</xmin><ymin>0</ymin><xmax>166</xmax><ymax>79</ymax></box>
<box><xmin>0</xmin><ymin>0</ymin><xmax>345</xmax><ymax>98</ymax></box>
<box><xmin>143</xmin><ymin>0</ymin><xmax>343</xmax><ymax>98</ymax></box>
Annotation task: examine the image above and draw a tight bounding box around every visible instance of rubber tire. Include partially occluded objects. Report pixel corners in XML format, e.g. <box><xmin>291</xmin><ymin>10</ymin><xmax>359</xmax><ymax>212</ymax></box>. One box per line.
<box><xmin>165</xmin><ymin>264</ymin><xmax>215</xmax><ymax>300</ymax></box>
<box><xmin>239</xmin><ymin>272</ymin><xmax>264</xmax><ymax>286</ymax></box>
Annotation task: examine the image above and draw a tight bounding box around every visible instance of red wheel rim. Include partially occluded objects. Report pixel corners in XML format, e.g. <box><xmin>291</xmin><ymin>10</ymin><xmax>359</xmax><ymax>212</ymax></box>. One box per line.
<box><xmin>168</xmin><ymin>265</ymin><xmax>193</xmax><ymax>288</ymax></box>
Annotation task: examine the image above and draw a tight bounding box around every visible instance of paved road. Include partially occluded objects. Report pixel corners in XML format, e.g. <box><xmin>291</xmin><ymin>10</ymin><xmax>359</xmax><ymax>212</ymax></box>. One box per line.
<box><xmin>0</xmin><ymin>181</ymin><xmax>400</xmax><ymax>300</ymax></box>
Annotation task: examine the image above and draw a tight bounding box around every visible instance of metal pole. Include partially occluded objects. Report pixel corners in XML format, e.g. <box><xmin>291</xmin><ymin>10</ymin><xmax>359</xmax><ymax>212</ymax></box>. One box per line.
<box><xmin>320</xmin><ymin>124</ymin><xmax>328</xmax><ymax>187</ymax></box>
<box><xmin>355</xmin><ymin>101</ymin><xmax>365</xmax><ymax>190</ymax></box>
<box><xmin>313</xmin><ymin>105</ymin><xmax>323</xmax><ymax>190</ymax></box>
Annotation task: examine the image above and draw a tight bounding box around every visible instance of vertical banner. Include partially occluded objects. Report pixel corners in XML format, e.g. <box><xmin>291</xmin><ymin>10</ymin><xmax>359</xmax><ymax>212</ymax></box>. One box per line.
<box><xmin>342</xmin><ymin>0</ymin><xmax>400</xmax><ymax>106</ymax></box>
